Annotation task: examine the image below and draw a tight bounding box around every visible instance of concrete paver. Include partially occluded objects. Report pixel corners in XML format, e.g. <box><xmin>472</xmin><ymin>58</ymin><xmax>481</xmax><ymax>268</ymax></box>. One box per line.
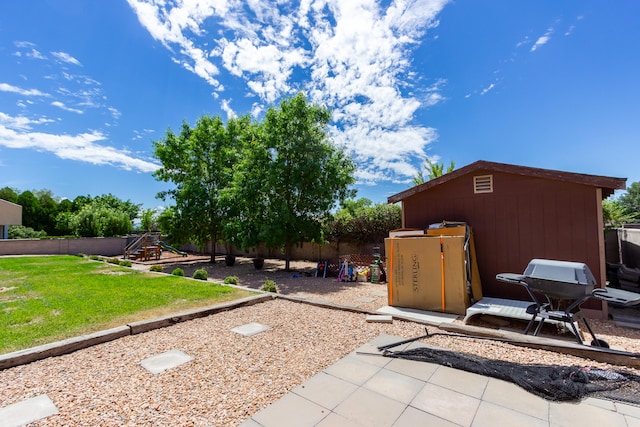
<box><xmin>140</xmin><ymin>349</ymin><xmax>193</xmax><ymax>374</ymax></box>
<box><xmin>0</xmin><ymin>394</ymin><xmax>58</xmax><ymax>427</ymax></box>
<box><xmin>230</xmin><ymin>322</ymin><xmax>271</xmax><ymax>336</ymax></box>
<box><xmin>293</xmin><ymin>372</ymin><xmax>359</xmax><ymax>410</ymax></box>
<box><xmin>549</xmin><ymin>400</ymin><xmax>628</xmax><ymax>427</ymax></box>
<box><xmin>410</xmin><ymin>382</ymin><xmax>481</xmax><ymax>427</ymax></box>
<box><xmin>250</xmin><ymin>393</ymin><xmax>329</xmax><ymax>427</ymax></box>
<box><xmin>333</xmin><ymin>387</ymin><xmax>407</xmax><ymax>427</ymax></box>
<box><xmin>482</xmin><ymin>377</ymin><xmax>549</xmax><ymax>420</ymax></box>
<box><xmin>428</xmin><ymin>365</ymin><xmax>489</xmax><ymax>399</ymax></box>
<box><xmin>363</xmin><ymin>368</ymin><xmax>425</xmax><ymax>404</ymax></box>
<box><xmin>392</xmin><ymin>406</ymin><xmax>459</xmax><ymax>427</ymax></box>
<box><xmin>323</xmin><ymin>355</ymin><xmax>382</xmax><ymax>386</ymax></box>
<box><xmin>384</xmin><ymin>356</ymin><xmax>438</xmax><ymax>382</ymax></box>
<box><xmin>315</xmin><ymin>412</ymin><xmax>363</xmax><ymax>427</ymax></box>
<box><xmin>472</xmin><ymin>401</ymin><xmax>548</xmax><ymax>427</ymax></box>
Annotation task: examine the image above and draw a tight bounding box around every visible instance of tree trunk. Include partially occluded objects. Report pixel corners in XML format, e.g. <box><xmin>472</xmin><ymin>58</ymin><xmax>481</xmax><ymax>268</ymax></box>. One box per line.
<box><xmin>284</xmin><ymin>238</ymin><xmax>292</xmax><ymax>271</ymax></box>
<box><xmin>210</xmin><ymin>229</ymin><xmax>217</xmax><ymax>263</ymax></box>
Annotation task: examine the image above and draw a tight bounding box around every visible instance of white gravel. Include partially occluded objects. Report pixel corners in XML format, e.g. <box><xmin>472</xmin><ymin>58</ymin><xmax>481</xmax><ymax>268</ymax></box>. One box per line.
<box><xmin>2</xmin><ymin>257</ymin><xmax>640</xmax><ymax>426</ymax></box>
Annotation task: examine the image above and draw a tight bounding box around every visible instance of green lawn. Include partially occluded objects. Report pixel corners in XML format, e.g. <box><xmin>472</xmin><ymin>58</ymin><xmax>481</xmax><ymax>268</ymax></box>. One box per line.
<box><xmin>0</xmin><ymin>255</ymin><xmax>254</xmax><ymax>354</ymax></box>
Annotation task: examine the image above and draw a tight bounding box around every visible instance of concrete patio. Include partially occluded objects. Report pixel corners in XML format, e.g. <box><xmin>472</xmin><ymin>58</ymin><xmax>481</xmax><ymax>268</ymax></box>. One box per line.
<box><xmin>240</xmin><ymin>334</ymin><xmax>640</xmax><ymax>427</ymax></box>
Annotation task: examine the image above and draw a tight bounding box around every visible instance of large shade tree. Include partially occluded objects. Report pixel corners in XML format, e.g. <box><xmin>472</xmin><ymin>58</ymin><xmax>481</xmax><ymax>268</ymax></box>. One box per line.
<box><xmin>254</xmin><ymin>93</ymin><xmax>356</xmax><ymax>270</ymax></box>
<box><xmin>153</xmin><ymin>115</ymin><xmax>249</xmax><ymax>262</ymax></box>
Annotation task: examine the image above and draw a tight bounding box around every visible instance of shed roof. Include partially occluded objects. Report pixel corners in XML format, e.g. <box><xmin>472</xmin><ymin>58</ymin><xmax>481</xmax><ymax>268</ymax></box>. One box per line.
<box><xmin>388</xmin><ymin>160</ymin><xmax>626</xmax><ymax>203</ymax></box>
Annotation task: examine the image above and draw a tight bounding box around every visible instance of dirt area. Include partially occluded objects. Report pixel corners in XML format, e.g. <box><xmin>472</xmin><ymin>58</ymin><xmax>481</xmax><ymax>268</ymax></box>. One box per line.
<box><xmin>132</xmin><ymin>253</ymin><xmax>390</xmax><ymax>312</ymax></box>
<box><xmin>132</xmin><ymin>252</ymin><xmax>640</xmax><ymax>354</ymax></box>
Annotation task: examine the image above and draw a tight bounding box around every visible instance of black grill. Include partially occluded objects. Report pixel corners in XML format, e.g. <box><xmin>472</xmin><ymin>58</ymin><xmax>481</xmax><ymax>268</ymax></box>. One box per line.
<box><xmin>497</xmin><ymin>259</ymin><xmax>640</xmax><ymax>346</ymax></box>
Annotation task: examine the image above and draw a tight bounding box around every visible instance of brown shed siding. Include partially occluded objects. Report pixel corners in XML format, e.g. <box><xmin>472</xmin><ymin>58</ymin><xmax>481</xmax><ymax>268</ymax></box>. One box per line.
<box><xmin>401</xmin><ymin>169</ymin><xmax>604</xmax><ymax>304</ymax></box>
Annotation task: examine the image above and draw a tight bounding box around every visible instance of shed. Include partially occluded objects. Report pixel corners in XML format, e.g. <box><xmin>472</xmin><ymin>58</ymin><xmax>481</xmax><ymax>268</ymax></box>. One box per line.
<box><xmin>0</xmin><ymin>199</ymin><xmax>22</xmax><ymax>239</ymax></box>
<box><xmin>387</xmin><ymin>160</ymin><xmax>626</xmax><ymax>318</ymax></box>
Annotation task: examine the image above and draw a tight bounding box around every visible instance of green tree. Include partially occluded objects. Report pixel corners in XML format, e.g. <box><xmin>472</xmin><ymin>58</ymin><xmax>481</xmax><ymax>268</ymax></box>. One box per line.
<box><xmin>619</xmin><ymin>182</ymin><xmax>640</xmax><ymax>218</ymax></box>
<box><xmin>603</xmin><ymin>194</ymin><xmax>639</xmax><ymax>230</ymax></box>
<box><xmin>55</xmin><ymin>211</ymin><xmax>77</xmax><ymax>236</ymax></box>
<box><xmin>34</xmin><ymin>190</ymin><xmax>58</xmax><ymax>234</ymax></box>
<box><xmin>413</xmin><ymin>159</ymin><xmax>455</xmax><ymax>185</ymax></box>
<box><xmin>325</xmin><ymin>199</ymin><xmax>401</xmax><ymax>248</ymax></box>
<box><xmin>72</xmin><ymin>195</ymin><xmax>92</xmax><ymax>212</ymax></box>
<box><xmin>92</xmin><ymin>194</ymin><xmax>141</xmax><ymax>221</ymax></box>
<box><xmin>256</xmin><ymin>93</ymin><xmax>356</xmax><ymax>270</ymax></box>
<box><xmin>0</xmin><ymin>187</ymin><xmax>19</xmax><ymax>203</ymax></box>
<box><xmin>139</xmin><ymin>208</ymin><xmax>158</xmax><ymax>232</ymax></box>
<box><xmin>229</xmin><ymin>125</ymin><xmax>271</xmax><ymax>256</ymax></box>
<box><xmin>17</xmin><ymin>190</ymin><xmax>41</xmax><ymax>232</ymax></box>
<box><xmin>153</xmin><ymin>115</ymin><xmax>249</xmax><ymax>262</ymax></box>
<box><xmin>57</xmin><ymin>198</ymin><xmax>73</xmax><ymax>214</ymax></box>
<box><xmin>75</xmin><ymin>204</ymin><xmax>132</xmax><ymax>237</ymax></box>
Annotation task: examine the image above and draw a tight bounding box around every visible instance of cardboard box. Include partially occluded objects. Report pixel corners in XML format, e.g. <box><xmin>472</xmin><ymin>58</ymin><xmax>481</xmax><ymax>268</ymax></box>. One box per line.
<box><xmin>385</xmin><ymin>232</ymin><xmax>481</xmax><ymax>315</ymax></box>
<box><xmin>425</xmin><ymin>223</ymin><xmax>483</xmax><ymax>305</ymax></box>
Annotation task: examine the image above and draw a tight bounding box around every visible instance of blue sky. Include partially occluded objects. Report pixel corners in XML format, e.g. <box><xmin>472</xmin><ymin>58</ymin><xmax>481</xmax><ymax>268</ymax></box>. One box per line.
<box><xmin>1</xmin><ymin>0</ymin><xmax>639</xmax><ymax>211</ymax></box>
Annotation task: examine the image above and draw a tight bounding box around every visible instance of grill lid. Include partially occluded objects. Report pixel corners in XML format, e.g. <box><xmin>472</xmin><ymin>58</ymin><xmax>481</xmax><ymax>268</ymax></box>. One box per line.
<box><xmin>523</xmin><ymin>259</ymin><xmax>597</xmax><ymax>285</ymax></box>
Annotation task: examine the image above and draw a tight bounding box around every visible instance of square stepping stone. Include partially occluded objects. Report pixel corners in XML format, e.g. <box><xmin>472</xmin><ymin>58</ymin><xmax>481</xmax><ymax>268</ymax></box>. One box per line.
<box><xmin>366</xmin><ymin>314</ymin><xmax>393</xmax><ymax>323</ymax></box>
<box><xmin>141</xmin><ymin>349</ymin><xmax>193</xmax><ymax>374</ymax></box>
<box><xmin>377</xmin><ymin>305</ymin><xmax>458</xmax><ymax>324</ymax></box>
<box><xmin>371</xmin><ymin>291</ymin><xmax>388</xmax><ymax>297</ymax></box>
<box><xmin>0</xmin><ymin>394</ymin><xmax>58</xmax><ymax>427</ymax></box>
<box><xmin>231</xmin><ymin>322</ymin><xmax>271</xmax><ymax>337</ymax></box>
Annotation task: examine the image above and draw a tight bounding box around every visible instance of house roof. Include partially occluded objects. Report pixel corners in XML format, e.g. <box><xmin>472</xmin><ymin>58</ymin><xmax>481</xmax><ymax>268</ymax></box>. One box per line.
<box><xmin>0</xmin><ymin>198</ymin><xmax>22</xmax><ymax>225</ymax></box>
<box><xmin>388</xmin><ymin>160</ymin><xmax>627</xmax><ymax>203</ymax></box>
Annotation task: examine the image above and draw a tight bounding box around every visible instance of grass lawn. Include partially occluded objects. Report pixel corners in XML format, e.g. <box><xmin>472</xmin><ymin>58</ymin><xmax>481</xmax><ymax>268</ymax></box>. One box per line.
<box><xmin>0</xmin><ymin>255</ymin><xmax>255</xmax><ymax>354</ymax></box>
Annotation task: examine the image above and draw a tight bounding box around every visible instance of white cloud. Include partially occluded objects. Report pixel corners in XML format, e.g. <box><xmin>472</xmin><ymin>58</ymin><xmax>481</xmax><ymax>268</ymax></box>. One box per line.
<box><xmin>14</xmin><ymin>41</ymin><xmax>36</xmax><ymax>48</ymax></box>
<box><xmin>128</xmin><ymin>0</ymin><xmax>450</xmax><ymax>183</ymax></box>
<box><xmin>51</xmin><ymin>101</ymin><xmax>84</xmax><ymax>114</ymax></box>
<box><xmin>531</xmin><ymin>28</ymin><xmax>553</xmax><ymax>52</ymax></box>
<box><xmin>0</xmin><ymin>83</ymin><xmax>49</xmax><ymax>97</ymax></box>
<box><xmin>516</xmin><ymin>36</ymin><xmax>530</xmax><ymax>48</ymax></box>
<box><xmin>26</xmin><ymin>48</ymin><xmax>47</xmax><ymax>60</ymax></box>
<box><xmin>108</xmin><ymin>107</ymin><xmax>121</xmax><ymax>119</ymax></box>
<box><xmin>220</xmin><ymin>99</ymin><xmax>236</xmax><ymax>118</ymax></box>
<box><xmin>132</xmin><ymin>128</ymin><xmax>155</xmax><ymax>140</ymax></box>
<box><xmin>51</xmin><ymin>51</ymin><xmax>82</xmax><ymax>66</ymax></box>
<box><xmin>0</xmin><ymin>122</ymin><xmax>159</xmax><ymax>173</ymax></box>
<box><xmin>480</xmin><ymin>83</ymin><xmax>495</xmax><ymax>95</ymax></box>
<box><xmin>250</xmin><ymin>102</ymin><xmax>263</xmax><ymax>117</ymax></box>
<box><xmin>0</xmin><ymin>112</ymin><xmax>54</xmax><ymax>130</ymax></box>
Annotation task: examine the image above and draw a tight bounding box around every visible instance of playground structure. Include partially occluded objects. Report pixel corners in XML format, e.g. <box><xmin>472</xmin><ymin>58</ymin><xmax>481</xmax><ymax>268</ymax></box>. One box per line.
<box><xmin>123</xmin><ymin>232</ymin><xmax>187</xmax><ymax>261</ymax></box>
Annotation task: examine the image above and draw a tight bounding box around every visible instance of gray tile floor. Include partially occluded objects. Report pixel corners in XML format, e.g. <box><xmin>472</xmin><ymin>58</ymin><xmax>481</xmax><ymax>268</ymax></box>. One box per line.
<box><xmin>241</xmin><ymin>334</ymin><xmax>640</xmax><ymax>427</ymax></box>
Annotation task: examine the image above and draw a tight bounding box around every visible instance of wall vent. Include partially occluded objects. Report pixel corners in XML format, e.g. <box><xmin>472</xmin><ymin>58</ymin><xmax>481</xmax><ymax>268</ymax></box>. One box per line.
<box><xmin>474</xmin><ymin>175</ymin><xmax>493</xmax><ymax>194</ymax></box>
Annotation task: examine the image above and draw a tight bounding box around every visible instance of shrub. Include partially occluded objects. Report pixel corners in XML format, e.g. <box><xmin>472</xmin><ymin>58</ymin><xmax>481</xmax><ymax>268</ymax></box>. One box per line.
<box><xmin>89</xmin><ymin>255</ymin><xmax>100</xmax><ymax>261</ymax></box>
<box><xmin>260</xmin><ymin>280</ymin><xmax>278</xmax><ymax>293</ymax></box>
<box><xmin>150</xmin><ymin>265</ymin><xmax>163</xmax><ymax>273</ymax></box>
<box><xmin>107</xmin><ymin>258</ymin><xmax>120</xmax><ymax>265</ymax></box>
<box><xmin>171</xmin><ymin>268</ymin><xmax>185</xmax><ymax>276</ymax></box>
<box><xmin>193</xmin><ymin>269</ymin><xmax>208</xmax><ymax>280</ymax></box>
<box><xmin>76</xmin><ymin>253</ymin><xmax>85</xmax><ymax>258</ymax></box>
<box><xmin>119</xmin><ymin>260</ymin><xmax>132</xmax><ymax>267</ymax></box>
<box><xmin>224</xmin><ymin>276</ymin><xmax>239</xmax><ymax>285</ymax></box>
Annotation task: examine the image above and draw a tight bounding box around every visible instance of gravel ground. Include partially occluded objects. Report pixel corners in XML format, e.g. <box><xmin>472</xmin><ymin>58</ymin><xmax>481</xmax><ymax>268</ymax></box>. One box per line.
<box><xmin>2</xmin><ymin>256</ymin><xmax>640</xmax><ymax>426</ymax></box>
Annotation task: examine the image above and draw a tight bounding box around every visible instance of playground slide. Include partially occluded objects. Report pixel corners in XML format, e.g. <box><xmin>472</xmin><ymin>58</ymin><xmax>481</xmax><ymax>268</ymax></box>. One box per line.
<box><xmin>160</xmin><ymin>241</ymin><xmax>188</xmax><ymax>256</ymax></box>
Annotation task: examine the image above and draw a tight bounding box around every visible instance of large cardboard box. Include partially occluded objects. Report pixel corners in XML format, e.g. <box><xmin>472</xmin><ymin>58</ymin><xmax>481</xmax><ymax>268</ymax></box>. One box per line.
<box><xmin>425</xmin><ymin>223</ymin><xmax>483</xmax><ymax>305</ymax></box>
<box><xmin>385</xmin><ymin>230</ymin><xmax>482</xmax><ymax>315</ymax></box>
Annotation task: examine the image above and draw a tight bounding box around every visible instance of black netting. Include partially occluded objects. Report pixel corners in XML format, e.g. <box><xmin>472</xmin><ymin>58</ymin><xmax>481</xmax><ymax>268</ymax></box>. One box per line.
<box><xmin>383</xmin><ymin>346</ymin><xmax>640</xmax><ymax>402</ymax></box>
